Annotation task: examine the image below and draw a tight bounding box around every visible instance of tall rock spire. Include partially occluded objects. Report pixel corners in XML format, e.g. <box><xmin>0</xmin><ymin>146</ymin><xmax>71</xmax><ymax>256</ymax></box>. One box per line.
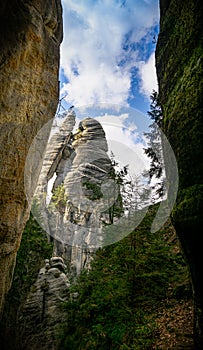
<box><xmin>34</xmin><ymin>114</ymin><xmax>115</xmax><ymax>274</ymax></box>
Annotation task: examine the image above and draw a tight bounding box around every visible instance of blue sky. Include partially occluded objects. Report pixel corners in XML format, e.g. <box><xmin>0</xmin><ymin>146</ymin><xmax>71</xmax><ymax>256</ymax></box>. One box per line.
<box><xmin>56</xmin><ymin>0</ymin><xmax>160</xmax><ymax>179</ymax></box>
<box><xmin>59</xmin><ymin>0</ymin><xmax>159</xmax><ymax>115</ymax></box>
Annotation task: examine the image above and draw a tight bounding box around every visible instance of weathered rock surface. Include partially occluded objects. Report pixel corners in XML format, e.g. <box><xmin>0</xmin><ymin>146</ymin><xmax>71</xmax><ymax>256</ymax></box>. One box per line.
<box><xmin>17</xmin><ymin>257</ymin><xmax>70</xmax><ymax>350</ymax></box>
<box><xmin>61</xmin><ymin>117</ymin><xmax>114</xmax><ymax>273</ymax></box>
<box><xmin>0</xmin><ymin>0</ymin><xmax>62</xmax><ymax>316</ymax></box>
<box><xmin>34</xmin><ymin>114</ymin><xmax>115</xmax><ymax>274</ymax></box>
<box><xmin>31</xmin><ymin>110</ymin><xmax>76</xmax><ymax>236</ymax></box>
<box><xmin>35</xmin><ymin>111</ymin><xmax>76</xmax><ymax>198</ymax></box>
<box><xmin>156</xmin><ymin>0</ymin><xmax>203</xmax><ymax>347</ymax></box>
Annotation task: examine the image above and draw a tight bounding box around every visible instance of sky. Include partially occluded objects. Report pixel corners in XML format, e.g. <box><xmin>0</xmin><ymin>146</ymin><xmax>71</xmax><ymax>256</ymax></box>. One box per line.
<box><xmin>56</xmin><ymin>0</ymin><xmax>160</xmax><ymax>182</ymax></box>
<box><xmin>59</xmin><ymin>0</ymin><xmax>159</xmax><ymax>114</ymax></box>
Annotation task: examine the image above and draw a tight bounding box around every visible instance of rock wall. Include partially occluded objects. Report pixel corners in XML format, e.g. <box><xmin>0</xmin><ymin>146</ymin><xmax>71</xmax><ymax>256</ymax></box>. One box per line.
<box><xmin>0</xmin><ymin>0</ymin><xmax>62</xmax><ymax>316</ymax></box>
<box><xmin>156</xmin><ymin>0</ymin><xmax>203</xmax><ymax>347</ymax></box>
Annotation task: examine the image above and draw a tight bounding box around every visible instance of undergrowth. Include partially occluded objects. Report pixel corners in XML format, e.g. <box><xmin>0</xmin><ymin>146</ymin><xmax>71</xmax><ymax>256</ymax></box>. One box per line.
<box><xmin>58</xmin><ymin>205</ymin><xmax>191</xmax><ymax>350</ymax></box>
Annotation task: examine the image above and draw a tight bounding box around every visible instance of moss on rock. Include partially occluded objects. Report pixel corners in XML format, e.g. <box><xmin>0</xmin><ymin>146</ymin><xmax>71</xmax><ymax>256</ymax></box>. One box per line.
<box><xmin>156</xmin><ymin>0</ymin><xmax>203</xmax><ymax>347</ymax></box>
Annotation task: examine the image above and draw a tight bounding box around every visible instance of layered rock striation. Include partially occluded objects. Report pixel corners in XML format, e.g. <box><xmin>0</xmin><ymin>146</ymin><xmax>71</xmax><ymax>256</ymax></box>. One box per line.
<box><xmin>34</xmin><ymin>113</ymin><xmax>115</xmax><ymax>274</ymax></box>
<box><xmin>0</xmin><ymin>0</ymin><xmax>62</xmax><ymax>316</ymax></box>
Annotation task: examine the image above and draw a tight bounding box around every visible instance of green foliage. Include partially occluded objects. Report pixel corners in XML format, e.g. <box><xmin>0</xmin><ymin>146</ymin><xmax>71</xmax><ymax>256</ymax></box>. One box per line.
<box><xmin>0</xmin><ymin>213</ymin><xmax>53</xmax><ymax>348</ymax></box>
<box><xmin>59</xmin><ymin>205</ymin><xmax>191</xmax><ymax>349</ymax></box>
<box><xmin>104</xmin><ymin>152</ymin><xmax>128</xmax><ymax>224</ymax></box>
<box><xmin>50</xmin><ymin>184</ymin><xmax>67</xmax><ymax>213</ymax></box>
<box><xmin>3</xmin><ymin>213</ymin><xmax>53</xmax><ymax>311</ymax></box>
<box><xmin>82</xmin><ymin>181</ymin><xmax>103</xmax><ymax>200</ymax></box>
<box><xmin>147</xmin><ymin>90</ymin><xmax>163</xmax><ymax>126</ymax></box>
<box><xmin>144</xmin><ymin>91</ymin><xmax>165</xmax><ymax>199</ymax></box>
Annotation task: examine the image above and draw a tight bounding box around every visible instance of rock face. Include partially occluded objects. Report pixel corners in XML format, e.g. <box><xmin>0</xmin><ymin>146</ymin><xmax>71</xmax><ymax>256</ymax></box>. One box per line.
<box><xmin>17</xmin><ymin>257</ymin><xmax>70</xmax><ymax>350</ymax></box>
<box><xmin>34</xmin><ymin>113</ymin><xmax>115</xmax><ymax>274</ymax></box>
<box><xmin>156</xmin><ymin>0</ymin><xmax>203</xmax><ymax>347</ymax></box>
<box><xmin>0</xmin><ymin>0</ymin><xmax>62</xmax><ymax>316</ymax></box>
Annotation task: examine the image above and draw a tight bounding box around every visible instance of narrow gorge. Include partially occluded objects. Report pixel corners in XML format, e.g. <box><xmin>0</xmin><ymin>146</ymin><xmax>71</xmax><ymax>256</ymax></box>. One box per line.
<box><xmin>0</xmin><ymin>0</ymin><xmax>202</xmax><ymax>349</ymax></box>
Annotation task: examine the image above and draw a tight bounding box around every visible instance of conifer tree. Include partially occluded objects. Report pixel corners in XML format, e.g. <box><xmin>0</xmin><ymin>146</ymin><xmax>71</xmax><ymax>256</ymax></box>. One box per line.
<box><xmin>144</xmin><ymin>90</ymin><xmax>166</xmax><ymax>199</ymax></box>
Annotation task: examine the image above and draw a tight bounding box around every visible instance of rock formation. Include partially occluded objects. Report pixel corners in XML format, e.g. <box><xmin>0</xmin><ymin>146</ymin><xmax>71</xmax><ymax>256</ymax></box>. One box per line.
<box><xmin>156</xmin><ymin>0</ymin><xmax>203</xmax><ymax>347</ymax></box>
<box><xmin>34</xmin><ymin>112</ymin><xmax>116</xmax><ymax>275</ymax></box>
<box><xmin>17</xmin><ymin>257</ymin><xmax>70</xmax><ymax>350</ymax></box>
<box><xmin>0</xmin><ymin>0</ymin><xmax>62</xmax><ymax>316</ymax></box>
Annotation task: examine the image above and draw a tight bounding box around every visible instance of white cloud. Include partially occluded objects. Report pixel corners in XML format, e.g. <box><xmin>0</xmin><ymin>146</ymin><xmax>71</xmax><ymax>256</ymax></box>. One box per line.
<box><xmin>60</xmin><ymin>0</ymin><xmax>159</xmax><ymax>107</ymax></box>
<box><xmin>96</xmin><ymin>113</ymin><xmax>134</xmax><ymax>129</ymax></box>
<box><xmin>138</xmin><ymin>52</ymin><xmax>158</xmax><ymax>98</ymax></box>
<box><xmin>94</xmin><ymin>113</ymin><xmax>150</xmax><ymax>177</ymax></box>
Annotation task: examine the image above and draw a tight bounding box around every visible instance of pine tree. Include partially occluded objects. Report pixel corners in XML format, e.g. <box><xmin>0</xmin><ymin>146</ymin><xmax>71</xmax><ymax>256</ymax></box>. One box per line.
<box><xmin>144</xmin><ymin>90</ymin><xmax>166</xmax><ymax>200</ymax></box>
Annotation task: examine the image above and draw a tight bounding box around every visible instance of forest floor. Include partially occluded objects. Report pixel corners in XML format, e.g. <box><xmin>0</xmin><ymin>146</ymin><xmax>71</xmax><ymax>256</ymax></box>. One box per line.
<box><xmin>153</xmin><ymin>298</ymin><xmax>194</xmax><ymax>349</ymax></box>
